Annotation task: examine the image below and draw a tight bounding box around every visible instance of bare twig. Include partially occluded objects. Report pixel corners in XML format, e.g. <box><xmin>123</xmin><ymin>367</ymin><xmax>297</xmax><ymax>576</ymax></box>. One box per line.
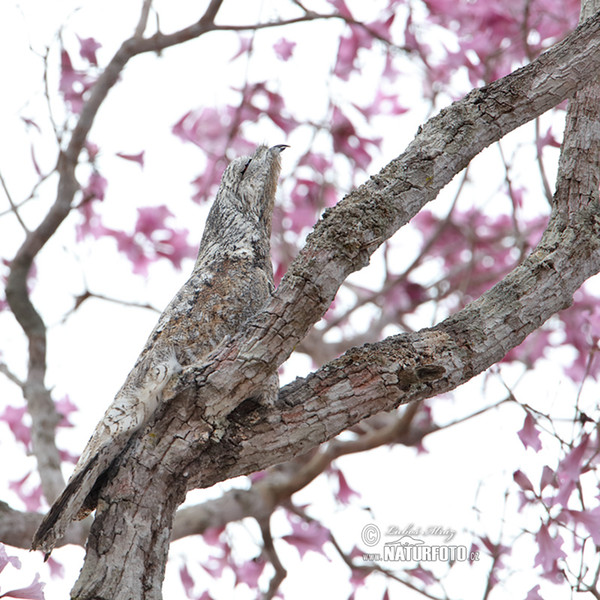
<box><xmin>259</xmin><ymin>519</ymin><xmax>287</xmax><ymax>600</ymax></box>
<box><xmin>0</xmin><ymin>363</ymin><xmax>24</xmax><ymax>389</ymax></box>
<box><xmin>134</xmin><ymin>0</ymin><xmax>154</xmax><ymax>38</ymax></box>
<box><xmin>61</xmin><ymin>290</ymin><xmax>160</xmax><ymax>322</ymax></box>
<box><xmin>534</xmin><ymin>117</ymin><xmax>555</xmax><ymax>204</ymax></box>
<box><xmin>0</xmin><ymin>170</ymin><xmax>29</xmax><ymax>233</ymax></box>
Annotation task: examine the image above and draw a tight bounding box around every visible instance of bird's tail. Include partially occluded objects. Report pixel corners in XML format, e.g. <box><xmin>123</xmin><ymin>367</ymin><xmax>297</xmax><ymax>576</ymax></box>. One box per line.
<box><xmin>31</xmin><ymin>441</ymin><xmax>124</xmax><ymax>558</ymax></box>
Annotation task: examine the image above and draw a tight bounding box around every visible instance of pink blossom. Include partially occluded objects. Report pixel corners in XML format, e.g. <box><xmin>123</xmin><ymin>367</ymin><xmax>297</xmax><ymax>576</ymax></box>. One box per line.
<box><xmin>54</xmin><ymin>395</ymin><xmax>78</xmax><ymax>428</ymax></box>
<box><xmin>0</xmin><ymin>573</ymin><xmax>45</xmax><ymax>600</ymax></box>
<box><xmin>555</xmin><ymin>435</ymin><xmax>590</xmax><ymax>506</ymax></box>
<box><xmin>77</xmin><ymin>35</ymin><xmax>101</xmax><ymax>65</ymax></box>
<box><xmin>230</xmin><ymin>37</ymin><xmax>252</xmax><ymax>61</ymax></box>
<box><xmin>298</xmin><ymin>152</ymin><xmax>332</xmax><ymax>173</ymax></box>
<box><xmin>560</xmin><ymin>291</ymin><xmax>600</xmax><ymax>381</ymax></box>
<box><xmin>383</xmin><ymin>280</ymin><xmax>428</xmax><ymax>314</ymax></box>
<box><xmin>173</xmin><ymin>108</ymin><xmax>239</xmax><ymax>152</ymax></box>
<box><xmin>202</xmin><ymin>526</ymin><xmax>225</xmax><ymax>547</ymax></box>
<box><xmin>423</xmin><ymin>0</ymin><xmax>579</xmax><ymax>86</ymax></box>
<box><xmin>80</xmin><ymin>172</ymin><xmax>107</xmax><ymax>202</ymax></box>
<box><xmin>110</xmin><ymin>230</ymin><xmax>152</xmax><ymax>276</ymax></box>
<box><xmin>59</xmin><ymin>49</ymin><xmax>95</xmax><ymax>113</ymax></box>
<box><xmin>560</xmin><ymin>507</ymin><xmax>600</xmax><ymax>545</ymax></box>
<box><xmin>513</xmin><ymin>469</ymin><xmax>534</xmax><ymax>492</ymax></box>
<box><xmin>85</xmin><ymin>141</ymin><xmax>99</xmax><ymax>160</ymax></box>
<box><xmin>135</xmin><ymin>206</ymin><xmax>172</xmax><ymax>236</ymax></box>
<box><xmin>262</xmin><ymin>88</ymin><xmax>297</xmax><ymax>134</ymax></box>
<box><xmin>45</xmin><ymin>557</ymin><xmax>64</xmax><ymax>579</ymax></box>
<box><xmin>9</xmin><ymin>473</ymin><xmax>42</xmax><ymax>511</ymax></box>
<box><xmin>504</xmin><ymin>329</ymin><xmax>552</xmax><ymax>369</ymax></box>
<box><xmin>382</xmin><ymin>51</ymin><xmax>401</xmax><ymax>81</ymax></box>
<box><xmin>274</xmin><ymin>38</ymin><xmax>296</xmax><ymax>61</ymax></box>
<box><xmin>327</xmin><ymin>0</ymin><xmax>353</xmax><ymax>18</ymax></box>
<box><xmin>539</xmin><ymin>465</ymin><xmax>556</xmax><ymax>492</ymax></box>
<box><xmin>333</xmin><ymin>467</ymin><xmax>360</xmax><ymax>504</ymax></box>
<box><xmin>349</xmin><ymin>566</ymin><xmax>368</xmax><ymax>591</ymax></box>
<box><xmin>1</xmin><ymin>406</ymin><xmax>30</xmax><ymax>448</ymax></box>
<box><xmin>537</xmin><ymin>127</ymin><xmax>561</xmax><ymax>152</ymax></box>
<box><xmin>403</xmin><ymin>14</ymin><xmax>419</xmax><ymax>52</ymax></box>
<box><xmin>58</xmin><ymin>448</ymin><xmax>80</xmax><ymax>465</ymax></box>
<box><xmin>558</xmin><ymin>435</ymin><xmax>590</xmax><ymax>480</ymax></box>
<box><xmin>517</xmin><ymin>413</ymin><xmax>542</xmax><ymax>452</ymax></box>
<box><xmin>534</xmin><ymin>523</ymin><xmax>566</xmax><ymax>574</ymax></box>
<box><xmin>154</xmin><ymin>228</ymin><xmax>197</xmax><ymax>270</ymax></box>
<box><xmin>116</xmin><ymin>151</ymin><xmax>145</xmax><ymax>168</ymax></box>
<box><xmin>233</xmin><ymin>557</ymin><xmax>265</xmax><ymax>589</ymax></box>
<box><xmin>0</xmin><ymin>545</ymin><xmax>21</xmax><ymax>572</ymax></box>
<box><xmin>468</xmin><ymin>542</ymin><xmax>479</xmax><ymax>565</ymax></box>
<box><xmin>525</xmin><ymin>585</ymin><xmax>544</xmax><ymax>600</ymax></box>
<box><xmin>331</xmin><ymin>106</ymin><xmax>377</xmax><ymax>170</ymax></box>
<box><xmin>282</xmin><ymin>516</ymin><xmax>331</xmax><ymax>560</ymax></box>
<box><xmin>201</xmin><ymin>552</ymin><xmax>229</xmax><ymax>579</ymax></box>
<box><xmin>179</xmin><ymin>564</ymin><xmax>194</xmax><ymax>598</ymax></box>
<box><xmin>20</xmin><ymin>117</ymin><xmax>41</xmax><ymax>133</ymax></box>
<box><xmin>334</xmin><ymin>26</ymin><xmax>373</xmax><ymax>80</ymax></box>
<box><xmin>76</xmin><ymin>199</ymin><xmax>108</xmax><ymax>241</ymax></box>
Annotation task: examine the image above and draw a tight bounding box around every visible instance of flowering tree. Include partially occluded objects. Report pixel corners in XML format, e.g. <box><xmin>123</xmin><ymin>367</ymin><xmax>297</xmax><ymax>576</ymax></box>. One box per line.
<box><xmin>1</xmin><ymin>0</ymin><xmax>600</xmax><ymax>598</ymax></box>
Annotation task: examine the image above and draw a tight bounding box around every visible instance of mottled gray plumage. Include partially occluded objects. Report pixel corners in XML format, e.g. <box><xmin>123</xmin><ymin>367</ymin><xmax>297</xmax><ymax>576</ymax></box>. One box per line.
<box><xmin>32</xmin><ymin>144</ymin><xmax>285</xmax><ymax>555</ymax></box>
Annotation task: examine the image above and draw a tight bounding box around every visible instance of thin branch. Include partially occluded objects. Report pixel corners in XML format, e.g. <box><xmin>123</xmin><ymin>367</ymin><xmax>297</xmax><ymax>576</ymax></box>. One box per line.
<box><xmin>200</xmin><ymin>0</ymin><xmax>225</xmax><ymax>25</ymax></box>
<box><xmin>0</xmin><ymin>170</ymin><xmax>29</xmax><ymax>233</ymax></box>
<box><xmin>61</xmin><ymin>290</ymin><xmax>160</xmax><ymax>322</ymax></box>
<box><xmin>534</xmin><ymin>117</ymin><xmax>555</xmax><ymax>204</ymax></box>
<box><xmin>288</xmin><ymin>0</ymin><xmax>311</xmax><ymax>12</ymax></box>
<box><xmin>259</xmin><ymin>518</ymin><xmax>287</xmax><ymax>600</ymax></box>
<box><xmin>0</xmin><ymin>363</ymin><xmax>24</xmax><ymax>389</ymax></box>
<box><xmin>0</xmin><ymin>169</ymin><xmax>55</xmax><ymax>219</ymax></box>
<box><xmin>134</xmin><ymin>0</ymin><xmax>154</xmax><ymax>38</ymax></box>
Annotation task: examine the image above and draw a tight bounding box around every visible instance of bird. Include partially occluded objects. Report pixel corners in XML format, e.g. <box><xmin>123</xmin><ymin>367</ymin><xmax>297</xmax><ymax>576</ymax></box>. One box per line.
<box><xmin>31</xmin><ymin>144</ymin><xmax>287</xmax><ymax>556</ymax></box>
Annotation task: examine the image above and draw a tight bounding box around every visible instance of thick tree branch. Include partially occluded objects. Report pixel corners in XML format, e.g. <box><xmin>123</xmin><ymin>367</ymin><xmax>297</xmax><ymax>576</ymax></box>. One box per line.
<box><xmin>171</xmin><ymin>7</ymin><xmax>600</xmax><ymax>428</ymax></box>
<box><xmin>0</xmin><ymin>501</ymin><xmax>88</xmax><ymax>550</ymax></box>
<box><xmin>68</xmin><ymin>11</ymin><xmax>600</xmax><ymax>599</ymax></box>
<box><xmin>170</xmin><ymin>402</ymin><xmax>424</xmax><ymax>541</ymax></box>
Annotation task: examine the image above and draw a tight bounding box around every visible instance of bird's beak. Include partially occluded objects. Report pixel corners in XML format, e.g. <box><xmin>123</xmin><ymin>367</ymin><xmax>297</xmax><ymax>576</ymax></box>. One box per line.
<box><xmin>270</xmin><ymin>144</ymin><xmax>289</xmax><ymax>153</ymax></box>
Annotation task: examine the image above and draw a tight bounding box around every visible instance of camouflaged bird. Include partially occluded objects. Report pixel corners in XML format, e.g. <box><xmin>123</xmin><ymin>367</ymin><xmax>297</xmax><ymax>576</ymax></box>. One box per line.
<box><xmin>32</xmin><ymin>144</ymin><xmax>286</xmax><ymax>556</ymax></box>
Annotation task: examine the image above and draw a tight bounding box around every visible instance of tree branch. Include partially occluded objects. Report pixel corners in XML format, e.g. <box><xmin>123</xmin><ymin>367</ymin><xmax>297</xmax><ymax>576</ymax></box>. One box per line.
<box><xmin>170</xmin><ymin>7</ymin><xmax>600</xmax><ymax>429</ymax></box>
<box><xmin>0</xmin><ymin>169</ymin><xmax>29</xmax><ymax>233</ymax></box>
<box><xmin>68</xmin><ymin>11</ymin><xmax>600</xmax><ymax>598</ymax></box>
<box><xmin>133</xmin><ymin>0</ymin><xmax>154</xmax><ymax>38</ymax></box>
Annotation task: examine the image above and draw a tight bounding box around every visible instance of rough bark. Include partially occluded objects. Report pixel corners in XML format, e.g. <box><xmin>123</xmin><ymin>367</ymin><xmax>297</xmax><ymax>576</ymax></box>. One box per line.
<box><xmin>67</xmin><ymin>11</ymin><xmax>600</xmax><ymax>599</ymax></box>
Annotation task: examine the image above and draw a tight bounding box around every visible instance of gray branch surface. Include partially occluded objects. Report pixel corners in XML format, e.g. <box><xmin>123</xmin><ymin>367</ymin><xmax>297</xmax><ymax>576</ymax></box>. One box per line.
<box><xmin>66</xmin><ymin>10</ymin><xmax>600</xmax><ymax>600</ymax></box>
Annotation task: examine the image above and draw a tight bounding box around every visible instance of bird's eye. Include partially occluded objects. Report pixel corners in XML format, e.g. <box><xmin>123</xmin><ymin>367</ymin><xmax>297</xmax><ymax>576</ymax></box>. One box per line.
<box><xmin>154</xmin><ymin>364</ymin><xmax>167</xmax><ymax>381</ymax></box>
<box><xmin>241</xmin><ymin>158</ymin><xmax>251</xmax><ymax>176</ymax></box>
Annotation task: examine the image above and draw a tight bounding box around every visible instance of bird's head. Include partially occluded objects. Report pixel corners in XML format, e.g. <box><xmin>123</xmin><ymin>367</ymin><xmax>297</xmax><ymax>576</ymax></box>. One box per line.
<box><xmin>219</xmin><ymin>144</ymin><xmax>287</xmax><ymax>224</ymax></box>
<box><xmin>197</xmin><ymin>145</ymin><xmax>288</xmax><ymax>262</ymax></box>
